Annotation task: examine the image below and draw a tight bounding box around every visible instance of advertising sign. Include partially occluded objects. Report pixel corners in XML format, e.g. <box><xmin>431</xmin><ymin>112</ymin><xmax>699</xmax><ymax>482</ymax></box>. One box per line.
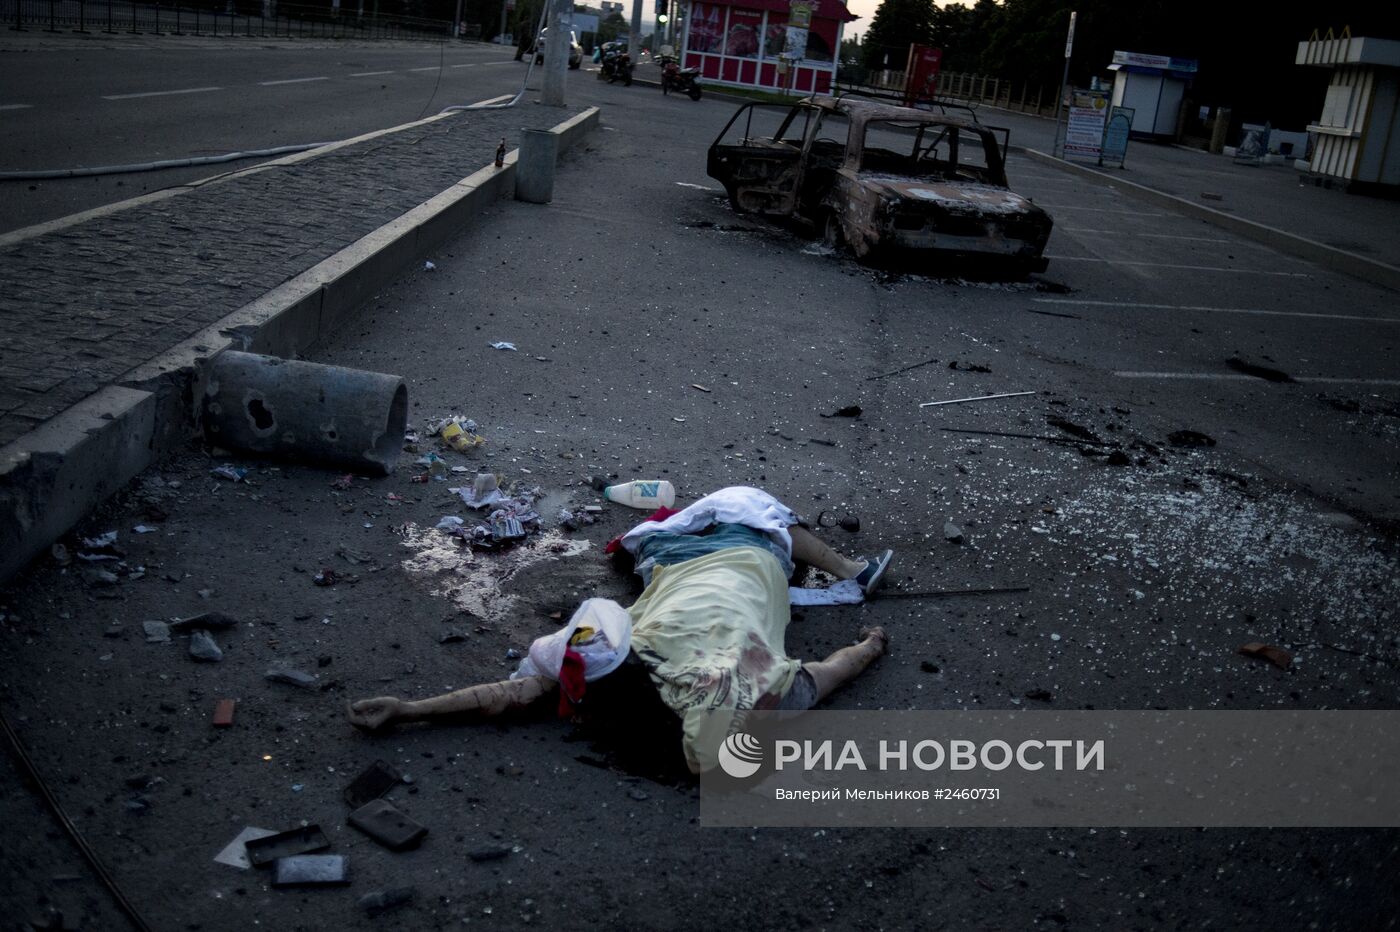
<box><xmin>1063</xmin><ymin>88</ymin><xmax>1109</xmax><ymax>161</ymax></box>
<box><xmin>902</xmin><ymin>44</ymin><xmax>943</xmax><ymax>106</ymax></box>
<box><xmin>788</xmin><ymin>0</ymin><xmax>811</xmax><ymax>28</ymax></box>
<box><xmin>1101</xmin><ymin>108</ymin><xmax>1132</xmax><ymax>166</ymax></box>
<box><xmin>783</xmin><ymin>25</ymin><xmax>808</xmax><ymax>61</ymax></box>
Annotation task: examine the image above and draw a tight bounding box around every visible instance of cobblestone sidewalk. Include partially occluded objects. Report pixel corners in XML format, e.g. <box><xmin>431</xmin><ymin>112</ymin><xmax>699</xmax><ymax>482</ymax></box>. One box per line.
<box><xmin>0</xmin><ymin>105</ymin><xmax>570</xmax><ymax>448</ymax></box>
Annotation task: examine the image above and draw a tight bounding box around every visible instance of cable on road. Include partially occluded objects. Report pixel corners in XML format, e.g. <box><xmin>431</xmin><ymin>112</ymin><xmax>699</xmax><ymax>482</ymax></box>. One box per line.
<box><xmin>0</xmin><ymin>703</ymin><xmax>153</xmax><ymax>932</ymax></box>
<box><xmin>0</xmin><ymin>143</ymin><xmax>333</xmax><ymax>181</ymax></box>
<box><xmin>439</xmin><ymin>2</ymin><xmax>548</xmax><ymax>113</ymax></box>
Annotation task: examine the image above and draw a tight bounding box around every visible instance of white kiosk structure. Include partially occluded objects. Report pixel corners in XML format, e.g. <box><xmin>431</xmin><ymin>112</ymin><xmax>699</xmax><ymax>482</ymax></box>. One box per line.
<box><xmin>1296</xmin><ymin>30</ymin><xmax>1400</xmax><ymax>193</ymax></box>
<box><xmin>1107</xmin><ymin>50</ymin><xmax>1198</xmax><ymax>140</ymax></box>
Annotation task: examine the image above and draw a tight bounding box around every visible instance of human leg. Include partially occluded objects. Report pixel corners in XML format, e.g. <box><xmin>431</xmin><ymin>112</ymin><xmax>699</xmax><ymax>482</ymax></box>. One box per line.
<box><xmin>802</xmin><ymin>626</ymin><xmax>888</xmax><ymax>702</ymax></box>
<box><xmin>788</xmin><ymin>526</ymin><xmax>893</xmax><ymax>595</ymax></box>
<box><xmin>347</xmin><ymin>674</ymin><xmax>555</xmax><ymax>731</ymax></box>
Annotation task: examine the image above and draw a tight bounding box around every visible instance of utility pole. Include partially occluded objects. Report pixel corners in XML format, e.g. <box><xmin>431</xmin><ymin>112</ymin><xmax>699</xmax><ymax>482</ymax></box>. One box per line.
<box><xmin>628</xmin><ymin>0</ymin><xmax>641</xmax><ymax>60</ymax></box>
<box><xmin>1052</xmin><ymin>10</ymin><xmax>1075</xmax><ymax>158</ymax></box>
<box><xmin>452</xmin><ymin>0</ymin><xmax>463</xmax><ymax>37</ymax></box>
<box><xmin>541</xmin><ymin>0</ymin><xmax>571</xmax><ymax>105</ymax></box>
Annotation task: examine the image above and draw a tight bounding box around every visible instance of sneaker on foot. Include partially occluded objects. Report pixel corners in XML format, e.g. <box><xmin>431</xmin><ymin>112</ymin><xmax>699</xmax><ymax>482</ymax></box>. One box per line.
<box><xmin>854</xmin><ymin>549</ymin><xmax>893</xmax><ymax>596</ymax></box>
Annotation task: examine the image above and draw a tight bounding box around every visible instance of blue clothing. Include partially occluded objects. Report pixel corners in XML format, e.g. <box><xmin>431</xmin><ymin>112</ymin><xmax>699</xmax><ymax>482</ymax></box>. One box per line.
<box><xmin>632</xmin><ymin>522</ymin><xmax>794</xmax><ymax>586</ymax></box>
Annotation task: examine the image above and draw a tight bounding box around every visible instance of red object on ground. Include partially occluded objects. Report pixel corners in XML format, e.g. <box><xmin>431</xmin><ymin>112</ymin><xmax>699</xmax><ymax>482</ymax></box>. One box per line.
<box><xmin>213</xmin><ymin>699</ymin><xmax>236</xmax><ymax>727</ymax></box>
<box><xmin>603</xmin><ymin>505</ymin><xmax>683</xmax><ymax>554</ymax></box>
<box><xmin>557</xmin><ymin>649</ymin><xmax>587</xmax><ymax>717</ymax></box>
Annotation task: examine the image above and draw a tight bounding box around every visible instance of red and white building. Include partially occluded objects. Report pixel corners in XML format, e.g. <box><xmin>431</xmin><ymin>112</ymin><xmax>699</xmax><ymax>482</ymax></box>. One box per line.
<box><xmin>680</xmin><ymin>0</ymin><xmax>857</xmax><ymax>96</ymax></box>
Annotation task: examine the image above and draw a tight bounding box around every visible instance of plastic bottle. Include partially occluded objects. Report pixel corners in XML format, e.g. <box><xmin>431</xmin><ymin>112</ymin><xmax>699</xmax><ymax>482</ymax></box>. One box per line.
<box><xmin>603</xmin><ymin>480</ymin><xmax>676</xmax><ymax>510</ymax></box>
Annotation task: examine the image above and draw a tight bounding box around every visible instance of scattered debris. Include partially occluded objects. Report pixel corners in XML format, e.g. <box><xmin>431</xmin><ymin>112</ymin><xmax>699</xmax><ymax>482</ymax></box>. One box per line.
<box><xmin>314</xmin><ymin>568</ymin><xmax>340</xmax><ymax>587</ymax></box>
<box><xmin>449</xmin><ymin>473</ymin><xmax>505</xmax><ymax>510</ymax></box>
<box><xmin>424</xmin><ymin>260</ymin><xmax>436</xmax><ymax>271</ymax></box>
<box><xmin>50</xmin><ymin>543</ymin><xmax>72</xmax><ymax>566</ymax></box>
<box><xmin>170</xmin><ymin>612</ymin><xmax>239</xmax><ymax>632</ymax></box>
<box><xmin>1046</xmin><ymin>416</ymin><xmax>1102</xmax><ymax>443</ymax></box>
<box><xmin>360</xmin><ymin>887</ymin><xmax>415</xmax><ymax>916</ymax></box>
<box><xmin>133</xmin><ymin>525</ymin><xmax>158</xmax><ymax>534</ymax></box>
<box><xmin>415</xmin><ymin>451</ymin><xmax>449</xmax><ymax>479</ymax></box>
<box><xmin>943</xmin><ymin>521</ymin><xmax>964</xmax><ymax>544</ymax></box>
<box><xmin>265</xmin><ymin>668</ymin><xmax>318</xmax><ymax>688</ymax></box>
<box><xmin>948</xmin><ymin>361</ymin><xmax>992</xmax><ymax>373</ymax></box>
<box><xmin>213</xmin><ymin>828</ymin><xmax>277</xmax><ymax>870</ymax></box>
<box><xmin>1168</xmin><ymin>429</ymin><xmax>1216</xmax><ymax>448</ymax></box>
<box><xmin>1226</xmin><ymin>357</ymin><xmax>1294</xmax><ymax>383</ymax></box>
<box><xmin>213</xmin><ymin>699</ymin><xmax>236</xmax><ymax>727</ymax></box>
<box><xmin>436</xmin><ymin>516</ymin><xmax>465</xmax><ymax>531</ymax></box>
<box><xmin>439</xmin><ymin>416</ymin><xmax>486</xmax><ymax>452</ymax></box>
<box><xmin>81</xmin><ymin>531</ymin><xmax>118</xmax><ymax>550</ymax></box>
<box><xmin>272</xmin><ymin>854</ymin><xmax>349</xmax><ymax>887</ymax></box>
<box><xmin>245</xmin><ymin>825</ymin><xmax>331</xmax><ymax>867</ymax></box>
<box><xmin>821</xmin><ymin>405</ymin><xmax>862</xmax><ymax>418</ymax></box>
<box><xmin>1200</xmin><ymin>191</ymin><xmax>1224</xmax><ymax>201</ymax></box>
<box><xmin>919</xmin><ymin>391</ymin><xmax>1035</xmax><ymax>408</ymax></box>
<box><xmin>143</xmin><ymin>621</ymin><xmax>170</xmax><ymax>643</ymax></box>
<box><xmin>489</xmin><ymin>341</ymin><xmax>518</xmax><ymax>351</ymax></box>
<box><xmin>939</xmin><ymin>427</ymin><xmax>1118</xmax><ymax>448</ymax></box>
<box><xmin>188</xmin><ymin>629</ymin><xmax>223</xmax><ymax>662</ymax></box>
<box><xmin>866</xmin><ymin>356</ymin><xmax>940</xmax><ymax>381</ymax></box>
<box><xmin>1238</xmin><ymin>642</ymin><xmax>1293</xmax><ymax>670</ymax></box>
<box><xmin>919</xmin><ymin>661</ymin><xmax>940</xmax><ymax>674</ymax></box>
<box><xmin>817</xmin><ymin>511</ymin><xmax>860</xmax><ymax>532</ymax></box>
<box><xmin>467</xmin><ymin>845</ymin><xmax>513</xmax><ymax>863</ymax></box>
<box><xmin>331</xmin><ymin>474</ymin><xmax>355</xmax><ymax>490</ymax></box>
<box><xmin>880</xmin><ymin>585</ymin><xmax>1030</xmax><ymax>600</ymax></box>
<box><xmin>1106</xmin><ymin>450</ymin><xmax>1132</xmax><ymax>467</ymax></box>
<box><xmin>1024</xmin><ymin>688</ymin><xmax>1053</xmax><ymax>702</ymax></box>
<box><xmin>211</xmin><ymin>464</ymin><xmax>247</xmax><ymax>483</ymax></box>
<box><xmin>1026</xmin><ymin>308</ymin><xmax>1081</xmax><ymax>319</ymax></box>
<box><xmin>348</xmin><ymin>799</ymin><xmax>428</xmax><ymax>851</ymax></box>
<box><xmin>344</xmin><ymin>760</ymin><xmax>404</xmax><ymax>808</ymax></box>
<box><xmin>691</xmin><ymin>383</ymin><xmax>711</xmax><ymax>393</ymax></box>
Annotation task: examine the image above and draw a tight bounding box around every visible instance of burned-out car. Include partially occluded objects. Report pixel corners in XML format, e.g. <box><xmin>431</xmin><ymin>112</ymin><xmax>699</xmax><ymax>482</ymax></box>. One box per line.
<box><xmin>707</xmin><ymin>97</ymin><xmax>1053</xmax><ymax>274</ymax></box>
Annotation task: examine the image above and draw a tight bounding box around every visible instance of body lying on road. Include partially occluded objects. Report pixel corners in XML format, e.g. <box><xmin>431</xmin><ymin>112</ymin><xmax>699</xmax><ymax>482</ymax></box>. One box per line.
<box><xmin>348</xmin><ymin>486</ymin><xmax>894</xmax><ymax>773</ymax></box>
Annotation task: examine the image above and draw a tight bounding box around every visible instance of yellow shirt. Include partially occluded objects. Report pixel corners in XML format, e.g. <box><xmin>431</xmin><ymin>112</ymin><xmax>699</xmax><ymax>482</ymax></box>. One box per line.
<box><xmin>627</xmin><ymin>546</ymin><xmax>801</xmax><ymax>773</ymax></box>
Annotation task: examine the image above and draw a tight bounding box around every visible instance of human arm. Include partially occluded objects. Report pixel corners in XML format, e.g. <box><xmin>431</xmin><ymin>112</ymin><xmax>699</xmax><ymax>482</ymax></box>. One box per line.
<box><xmin>347</xmin><ymin>675</ymin><xmax>555</xmax><ymax>731</ymax></box>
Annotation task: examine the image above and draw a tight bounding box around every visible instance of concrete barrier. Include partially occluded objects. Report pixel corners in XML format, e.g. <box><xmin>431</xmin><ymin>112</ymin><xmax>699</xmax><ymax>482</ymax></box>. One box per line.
<box><xmin>0</xmin><ymin>106</ymin><xmax>602</xmax><ymax>583</ymax></box>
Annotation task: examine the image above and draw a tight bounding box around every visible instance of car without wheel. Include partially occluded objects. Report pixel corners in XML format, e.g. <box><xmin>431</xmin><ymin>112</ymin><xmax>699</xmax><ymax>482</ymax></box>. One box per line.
<box><xmin>707</xmin><ymin>97</ymin><xmax>1053</xmax><ymax>275</ymax></box>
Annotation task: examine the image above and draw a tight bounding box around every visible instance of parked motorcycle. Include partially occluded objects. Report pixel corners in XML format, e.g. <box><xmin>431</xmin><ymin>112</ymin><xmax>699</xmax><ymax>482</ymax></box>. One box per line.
<box><xmin>658</xmin><ymin>54</ymin><xmax>702</xmax><ymax>101</ymax></box>
<box><xmin>598</xmin><ymin>42</ymin><xmax>634</xmax><ymax>86</ymax></box>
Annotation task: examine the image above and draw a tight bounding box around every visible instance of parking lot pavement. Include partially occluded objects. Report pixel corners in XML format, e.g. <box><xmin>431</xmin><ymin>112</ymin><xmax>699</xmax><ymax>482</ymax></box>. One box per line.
<box><xmin>0</xmin><ymin>76</ymin><xmax>1397</xmax><ymax>929</ymax></box>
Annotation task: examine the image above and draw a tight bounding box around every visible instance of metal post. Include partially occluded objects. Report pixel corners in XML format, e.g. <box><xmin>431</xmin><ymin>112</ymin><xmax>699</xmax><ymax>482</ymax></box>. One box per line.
<box><xmin>516</xmin><ymin>128</ymin><xmax>557</xmax><ymax>203</ymax></box>
<box><xmin>1052</xmin><ymin>10</ymin><xmax>1076</xmax><ymax>158</ymax></box>
<box><xmin>541</xmin><ymin>0</ymin><xmax>569</xmax><ymax>106</ymax></box>
<box><xmin>46</xmin><ymin>0</ymin><xmax>55</xmax><ymax>32</ymax></box>
<box><xmin>153</xmin><ymin>1</ymin><xmax>159</xmax><ymax>34</ymax></box>
<box><xmin>128</xmin><ymin>0</ymin><xmax>137</xmax><ymax>33</ymax></box>
<box><xmin>627</xmin><ymin>0</ymin><xmax>640</xmax><ymax>60</ymax></box>
<box><xmin>76</xmin><ymin>0</ymin><xmax>86</xmax><ymax>32</ymax></box>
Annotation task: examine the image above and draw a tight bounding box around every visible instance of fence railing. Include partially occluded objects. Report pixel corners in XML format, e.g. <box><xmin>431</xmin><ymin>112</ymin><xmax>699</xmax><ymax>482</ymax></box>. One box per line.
<box><xmin>2</xmin><ymin>0</ymin><xmax>460</xmax><ymax>40</ymax></box>
<box><xmin>838</xmin><ymin>68</ymin><xmax>1061</xmax><ymax>119</ymax></box>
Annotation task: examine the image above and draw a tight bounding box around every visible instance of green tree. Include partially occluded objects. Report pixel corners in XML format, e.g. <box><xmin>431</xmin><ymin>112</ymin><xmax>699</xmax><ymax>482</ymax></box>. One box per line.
<box><xmin>860</xmin><ymin>0</ymin><xmax>935</xmax><ymax>71</ymax></box>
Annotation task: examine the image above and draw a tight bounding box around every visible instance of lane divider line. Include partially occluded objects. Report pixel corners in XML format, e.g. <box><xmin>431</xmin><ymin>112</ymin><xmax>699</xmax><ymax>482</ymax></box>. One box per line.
<box><xmin>1033</xmin><ymin>298</ymin><xmax>1400</xmax><ymax>324</ymax></box>
<box><xmin>102</xmin><ymin>86</ymin><xmax>222</xmax><ymax>100</ymax></box>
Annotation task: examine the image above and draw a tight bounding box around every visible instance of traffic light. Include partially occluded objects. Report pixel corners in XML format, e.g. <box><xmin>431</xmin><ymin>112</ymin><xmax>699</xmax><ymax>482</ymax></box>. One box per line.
<box><xmin>657</xmin><ymin>12</ymin><xmax>668</xmax><ymax>23</ymax></box>
<box><xmin>655</xmin><ymin>0</ymin><xmax>666</xmax><ymax>22</ymax></box>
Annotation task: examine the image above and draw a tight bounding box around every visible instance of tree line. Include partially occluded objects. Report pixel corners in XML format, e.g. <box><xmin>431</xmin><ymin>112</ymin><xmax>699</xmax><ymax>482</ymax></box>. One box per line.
<box><xmin>855</xmin><ymin>0</ymin><xmax>1398</xmax><ymax>129</ymax></box>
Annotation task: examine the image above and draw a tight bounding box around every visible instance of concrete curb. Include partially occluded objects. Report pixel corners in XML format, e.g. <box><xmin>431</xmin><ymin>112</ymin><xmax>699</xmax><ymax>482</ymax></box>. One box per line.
<box><xmin>1018</xmin><ymin>147</ymin><xmax>1400</xmax><ymax>294</ymax></box>
<box><xmin>0</xmin><ymin>105</ymin><xmax>601</xmax><ymax>584</ymax></box>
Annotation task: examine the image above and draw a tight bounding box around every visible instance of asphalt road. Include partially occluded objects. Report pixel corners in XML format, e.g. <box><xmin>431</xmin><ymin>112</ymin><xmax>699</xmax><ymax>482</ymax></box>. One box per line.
<box><xmin>0</xmin><ymin>35</ymin><xmax>528</xmax><ymax>232</ymax></box>
<box><xmin>0</xmin><ymin>67</ymin><xmax>1397</xmax><ymax>930</ymax></box>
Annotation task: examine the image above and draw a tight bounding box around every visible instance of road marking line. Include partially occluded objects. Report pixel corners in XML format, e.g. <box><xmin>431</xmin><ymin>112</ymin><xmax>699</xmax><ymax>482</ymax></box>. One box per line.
<box><xmin>451</xmin><ymin>63</ymin><xmax>476</xmax><ymax>67</ymax></box>
<box><xmin>349</xmin><ymin>70</ymin><xmax>395</xmax><ymax>76</ymax></box>
<box><xmin>1033</xmin><ymin>298</ymin><xmax>1400</xmax><ymax>324</ymax></box>
<box><xmin>409</xmin><ymin>66</ymin><xmax>439</xmax><ymax>72</ymax></box>
<box><xmin>1044</xmin><ymin>256</ymin><xmax>1308</xmax><ymax>276</ymax></box>
<box><xmin>259</xmin><ymin>76</ymin><xmax>329</xmax><ymax>85</ymax></box>
<box><xmin>0</xmin><ymin>103</ymin><xmax>34</xmax><ymax>110</ymax></box>
<box><xmin>477</xmin><ymin>61</ymin><xmax>516</xmax><ymax>66</ymax></box>
<box><xmin>1114</xmin><ymin>371</ymin><xmax>1400</xmax><ymax>386</ymax></box>
<box><xmin>102</xmin><ymin>86</ymin><xmax>222</xmax><ymax>100</ymax></box>
<box><xmin>1059</xmin><ymin>228</ymin><xmax>1243</xmax><ymax>244</ymax></box>
<box><xmin>1038</xmin><ymin>205</ymin><xmax>1168</xmax><ymax>215</ymax></box>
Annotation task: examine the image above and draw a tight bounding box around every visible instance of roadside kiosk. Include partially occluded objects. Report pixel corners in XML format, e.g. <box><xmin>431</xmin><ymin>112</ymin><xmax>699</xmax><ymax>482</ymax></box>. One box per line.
<box><xmin>1296</xmin><ymin>30</ymin><xmax>1400</xmax><ymax>193</ymax></box>
<box><xmin>1106</xmin><ymin>50</ymin><xmax>1198</xmax><ymax>140</ymax></box>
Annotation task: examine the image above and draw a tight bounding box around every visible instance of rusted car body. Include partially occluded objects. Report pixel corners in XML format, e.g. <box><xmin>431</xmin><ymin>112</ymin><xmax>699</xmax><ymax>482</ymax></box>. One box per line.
<box><xmin>707</xmin><ymin>97</ymin><xmax>1053</xmax><ymax>273</ymax></box>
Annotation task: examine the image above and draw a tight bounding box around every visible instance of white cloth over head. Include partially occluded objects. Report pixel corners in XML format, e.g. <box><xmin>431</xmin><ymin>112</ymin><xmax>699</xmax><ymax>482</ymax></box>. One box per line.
<box><xmin>510</xmin><ymin>597</ymin><xmax>633</xmax><ymax>682</ymax></box>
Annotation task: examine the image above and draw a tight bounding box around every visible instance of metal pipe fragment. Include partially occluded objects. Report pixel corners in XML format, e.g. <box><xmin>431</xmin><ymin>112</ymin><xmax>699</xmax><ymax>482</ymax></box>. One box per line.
<box><xmin>203</xmin><ymin>351</ymin><xmax>407</xmax><ymax>476</ymax></box>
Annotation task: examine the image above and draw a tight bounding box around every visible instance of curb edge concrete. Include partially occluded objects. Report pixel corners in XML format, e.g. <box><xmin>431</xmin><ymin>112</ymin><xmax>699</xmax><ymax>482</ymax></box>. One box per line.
<box><xmin>0</xmin><ymin>105</ymin><xmax>601</xmax><ymax>584</ymax></box>
<box><xmin>1018</xmin><ymin>147</ymin><xmax>1400</xmax><ymax>294</ymax></box>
